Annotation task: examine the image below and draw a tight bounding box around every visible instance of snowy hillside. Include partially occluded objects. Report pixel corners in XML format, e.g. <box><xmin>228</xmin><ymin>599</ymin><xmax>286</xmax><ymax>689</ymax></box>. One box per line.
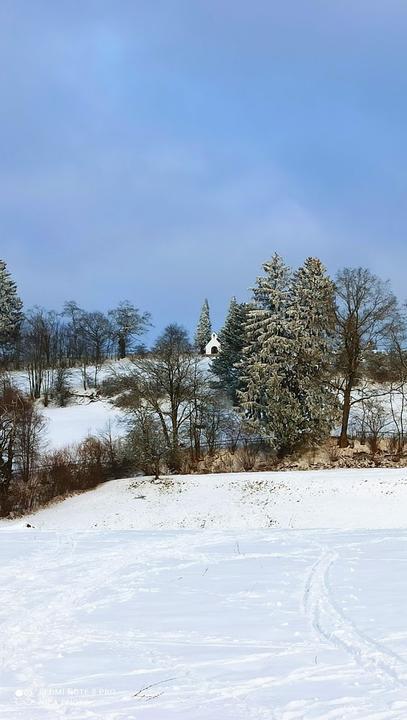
<box><xmin>42</xmin><ymin>401</ymin><xmax>123</xmax><ymax>450</ymax></box>
<box><xmin>5</xmin><ymin>467</ymin><xmax>407</xmax><ymax>531</ymax></box>
<box><xmin>12</xmin><ymin>360</ymin><xmax>217</xmax><ymax>450</ymax></box>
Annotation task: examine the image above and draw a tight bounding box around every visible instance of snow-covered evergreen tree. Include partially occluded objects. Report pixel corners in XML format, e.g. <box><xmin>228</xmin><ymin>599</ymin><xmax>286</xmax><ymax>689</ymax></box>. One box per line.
<box><xmin>289</xmin><ymin>257</ymin><xmax>338</xmax><ymax>441</ymax></box>
<box><xmin>211</xmin><ymin>297</ymin><xmax>248</xmax><ymax>404</ymax></box>
<box><xmin>238</xmin><ymin>254</ymin><xmax>337</xmax><ymax>455</ymax></box>
<box><xmin>0</xmin><ymin>259</ymin><xmax>23</xmax><ymax>357</ymax></box>
<box><xmin>238</xmin><ymin>254</ymin><xmax>302</xmax><ymax>453</ymax></box>
<box><xmin>194</xmin><ymin>299</ymin><xmax>212</xmax><ymax>353</ymax></box>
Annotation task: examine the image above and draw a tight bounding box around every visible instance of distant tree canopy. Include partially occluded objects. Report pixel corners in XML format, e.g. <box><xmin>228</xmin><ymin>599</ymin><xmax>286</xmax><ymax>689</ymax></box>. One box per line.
<box><xmin>0</xmin><ymin>298</ymin><xmax>150</xmax><ymax>391</ymax></box>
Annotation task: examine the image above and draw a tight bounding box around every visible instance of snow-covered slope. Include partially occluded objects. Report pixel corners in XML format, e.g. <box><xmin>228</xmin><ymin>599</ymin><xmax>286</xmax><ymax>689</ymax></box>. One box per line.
<box><xmin>4</xmin><ymin>467</ymin><xmax>407</xmax><ymax>531</ymax></box>
<box><xmin>10</xmin><ymin>364</ymin><xmax>126</xmax><ymax>450</ymax></box>
<box><xmin>42</xmin><ymin>401</ymin><xmax>123</xmax><ymax>450</ymax></box>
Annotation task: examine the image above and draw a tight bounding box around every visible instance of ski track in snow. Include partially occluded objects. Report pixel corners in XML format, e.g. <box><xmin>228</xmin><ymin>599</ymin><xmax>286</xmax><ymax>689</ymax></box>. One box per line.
<box><xmin>303</xmin><ymin>547</ymin><xmax>407</xmax><ymax>689</ymax></box>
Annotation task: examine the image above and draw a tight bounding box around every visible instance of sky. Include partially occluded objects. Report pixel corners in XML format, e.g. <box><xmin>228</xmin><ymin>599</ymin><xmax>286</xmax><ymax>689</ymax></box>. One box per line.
<box><xmin>1</xmin><ymin>1</ymin><xmax>407</xmax><ymax>338</ymax></box>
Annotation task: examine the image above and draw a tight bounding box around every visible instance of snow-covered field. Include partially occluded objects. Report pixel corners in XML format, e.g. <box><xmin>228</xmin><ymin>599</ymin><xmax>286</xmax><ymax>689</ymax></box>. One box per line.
<box><xmin>2</xmin><ymin>469</ymin><xmax>407</xmax><ymax>718</ymax></box>
<box><xmin>1</xmin><ymin>526</ymin><xmax>407</xmax><ymax>719</ymax></box>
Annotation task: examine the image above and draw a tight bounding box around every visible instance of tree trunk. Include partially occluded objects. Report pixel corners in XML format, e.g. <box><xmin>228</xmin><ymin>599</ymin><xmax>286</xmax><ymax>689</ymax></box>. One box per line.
<box><xmin>118</xmin><ymin>336</ymin><xmax>126</xmax><ymax>360</ymax></box>
<box><xmin>339</xmin><ymin>381</ymin><xmax>352</xmax><ymax>447</ymax></box>
<box><xmin>0</xmin><ymin>484</ymin><xmax>10</xmax><ymax>517</ymax></box>
<box><xmin>169</xmin><ymin>413</ymin><xmax>181</xmax><ymax>472</ymax></box>
<box><xmin>82</xmin><ymin>361</ymin><xmax>88</xmax><ymax>391</ymax></box>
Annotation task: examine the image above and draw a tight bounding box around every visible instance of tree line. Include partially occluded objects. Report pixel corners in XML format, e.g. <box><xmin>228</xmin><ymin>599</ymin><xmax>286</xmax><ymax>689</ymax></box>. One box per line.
<box><xmin>103</xmin><ymin>255</ymin><xmax>405</xmax><ymax>475</ymax></box>
<box><xmin>0</xmin><ymin>258</ymin><xmax>151</xmax><ymax>398</ymax></box>
<box><xmin>200</xmin><ymin>256</ymin><xmax>402</xmax><ymax>451</ymax></box>
<box><xmin>0</xmin><ymin>254</ymin><xmax>406</xmax><ymax>515</ymax></box>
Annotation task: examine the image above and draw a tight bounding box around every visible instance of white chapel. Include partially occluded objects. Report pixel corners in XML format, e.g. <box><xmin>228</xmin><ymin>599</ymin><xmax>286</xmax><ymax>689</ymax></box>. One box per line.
<box><xmin>205</xmin><ymin>333</ymin><xmax>221</xmax><ymax>356</ymax></box>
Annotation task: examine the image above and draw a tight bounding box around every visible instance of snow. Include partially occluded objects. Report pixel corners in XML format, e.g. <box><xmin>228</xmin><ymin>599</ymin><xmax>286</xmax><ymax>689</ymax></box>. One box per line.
<box><xmin>42</xmin><ymin>401</ymin><xmax>123</xmax><ymax>450</ymax></box>
<box><xmin>6</xmin><ymin>467</ymin><xmax>407</xmax><ymax>531</ymax></box>
<box><xmin>1</xmin><ymin>527</ymin><xmax>407</xmax><ymax>718</ymax></box>
<box><xmin>3</xmin><ymin>469</ymin><xmax>407</xmax><ymax>717</ymax></box>
<box><xmin>7</xmin><ymin>363</ymin><xmax>127</xmax><ymax>450</ymax></box>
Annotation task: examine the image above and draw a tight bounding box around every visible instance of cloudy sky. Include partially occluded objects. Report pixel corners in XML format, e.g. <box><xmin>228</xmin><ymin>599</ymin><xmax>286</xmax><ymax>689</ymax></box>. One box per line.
<box><xmin>1</xmin><ymin>1</ymin><xmax>407</xmax><ymax>336</ymax></box>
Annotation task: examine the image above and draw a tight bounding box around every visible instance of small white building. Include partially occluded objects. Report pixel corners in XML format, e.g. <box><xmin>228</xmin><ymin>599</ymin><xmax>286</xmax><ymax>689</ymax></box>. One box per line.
<box><xmin>205</xmin><ymin>332</ymin><xmax>221</xmax><ymax>356</ymax></box>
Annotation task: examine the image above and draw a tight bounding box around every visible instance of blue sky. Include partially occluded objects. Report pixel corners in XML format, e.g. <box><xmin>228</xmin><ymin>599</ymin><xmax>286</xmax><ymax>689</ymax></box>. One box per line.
<box><xmin>1</xmin><ymin>1</ymin><xmax>407</xmax><ymax>337</ymax></box>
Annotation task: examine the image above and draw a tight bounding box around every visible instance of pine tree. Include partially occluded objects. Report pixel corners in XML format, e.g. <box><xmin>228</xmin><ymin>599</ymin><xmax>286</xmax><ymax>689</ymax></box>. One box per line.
<box><xmin>0</xmin><ymin>259</ymin><xmax>23</xmax><ymax>358</ymax></box>
<box><xmin>238</xmin><ymin>254</ymin><xmax>337</xmax><ymax>455</ymax></box>
<box><xmin>194</xmin><ymin>298</ymin><xmax>212</xmax><ymax>354</ymax></box>
<box><xmin>290</xmin><ymin>257</ymin><xmax>338</xmax><ymax>443</ymax></box>
<box><xmin>238</xmin><ymin>254</ymin><xmax>302</xmax><ymax>453</ymax></box>
<box><xmin>288</xmin><ymin>256</ymin><xmax>338</xmax><ymax>443</ymax></box>
<box><xmin>211</xmin><ymin>297</ymin><xmax>248</xmax><ymax>404</ymax></box>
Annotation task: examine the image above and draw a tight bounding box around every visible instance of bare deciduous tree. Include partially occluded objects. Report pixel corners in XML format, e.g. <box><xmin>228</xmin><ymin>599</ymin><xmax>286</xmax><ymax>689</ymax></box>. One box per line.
<box><xmin>352</xmin><ymin>397</ymin><xmax>391</xmax><ymax>455</ymax></box>
<box><xmin>334</xmin><ymin>267</ymin><xmax>400</xmax><ymax>447</ymax></box>
<box><xmin>0</xmin><ymin>379</ymin><xmax>46</xmax><ymax>514</ymax></box>
<box><xmin>14</xmin><ymin>399</ymin><xmax>47</xmax><ymax>482</ymax></box>
<box><xmin>63</xmin><ymin>302</ymin><xmax>112</xmax><ymax>389</ymax></box>
<box><xmin>385</xmin><ymin>331</ymin><xmax>407</xmax><ymax>454</ymax></box>
<box><xmin>104</xmin><ymin>324</ymin><xmax>221</xmax><ymax>471</ymax></box>
<box><xmin>108</xmin><ymin>301</ymin><xmax>151</xmax><ymax>359</ymax></box>
<box><xmin>22</xmin><ymin>308</ymin><xmax>64</xmax><ymax>400</ymax></box>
